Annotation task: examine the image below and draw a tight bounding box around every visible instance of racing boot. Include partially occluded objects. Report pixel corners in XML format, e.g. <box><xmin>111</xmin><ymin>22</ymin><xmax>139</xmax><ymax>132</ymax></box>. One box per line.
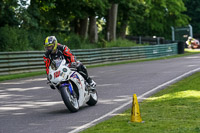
<box><xmin>86</xmin><ymin>77</ymin><xmax>96</xmax><ymax>89</ymax></box>
<box><xmin>77</xmin><ymin>63</ymin><xmax>96</xmax><ymax>89</ymax></box>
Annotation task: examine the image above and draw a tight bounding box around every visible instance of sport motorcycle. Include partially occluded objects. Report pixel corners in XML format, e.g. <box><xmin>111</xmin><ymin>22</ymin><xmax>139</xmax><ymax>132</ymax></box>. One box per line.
<box><xmin>47</xmin><ymin>59</ymin><xmax>98</xmax><ymax>112</ymax></box>
<box><xmin>186</xmin><ymin>38</ymin><xmax>200</xmax><ymax>49</ymax></box>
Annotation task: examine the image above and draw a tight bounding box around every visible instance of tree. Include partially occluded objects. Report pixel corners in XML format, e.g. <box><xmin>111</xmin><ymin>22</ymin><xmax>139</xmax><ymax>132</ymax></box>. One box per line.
<box><xmin>46</xmin><ymin>0</ymin><xmax>109</xmax><ymax>43</ymax></box>
<box><xmin>117</xmin><ymin>0</ymin><xmax>147</xmax><ymax>39</ymax></box>
<box><xmin>0</xmin><ymin>0</ymin><xmax>21</xmax><ymax>27</ymax></box>
<box><xmin>86</xmin><ymin>0</ymin><xmax>109</xmax><ymax>43</ymax></box>
<box><xmin>107</xmin><ymin>3</ymin><xmax>118</xmax><ymax>41</ymax></box>
<box><xmin>129</xmin><ymin>0</ymin><xmax>190</xmax><ymax>39</ymax></box>
<box><xmin>20</xmin><ymin>0</ymin><xmax>57</xmax><ymax>30</ymax></box>
<box><xmin>183</xmin><ymin>0</ymin><xmax>200</xmax><ymax>36</ymax></box>
<box><xmin>89</xmin><ymin>16</ymin><xmax>98</xmax><ymax>43</ymax></box>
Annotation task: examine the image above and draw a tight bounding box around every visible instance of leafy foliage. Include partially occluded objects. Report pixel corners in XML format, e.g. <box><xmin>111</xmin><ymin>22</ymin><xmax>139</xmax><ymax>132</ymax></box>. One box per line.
<box><xmin>106</xmin><ymin>38</ymin><xmax>148</xmax><ymax>48</ymax></box>
<box><xmin>117</xmin><ymin>0</ymin><xmax>147</xmax><ymax>38</ymax></box>
<box><xmin>183</xmin><ymin>0</ymin><xmax>200</xmax><ymax>35</ymax></box>
<box><xmin>0</xmin><ymin>0</ymin><xmax>193</xmax><ymax>51</ymax></box>
<box><xmin>0</xmin><ymin>25</ymin><xmax>29</xmax><ymax>51</ymax></box>
<box><xmin>129</xmin><ymin>0</ymin><xmax>190</xmax><ymax>39</ymax></box>
<box><xmin>0</xmin><ymin>0</ymin><xmax>20</xmax><ymax>27</ymax></box>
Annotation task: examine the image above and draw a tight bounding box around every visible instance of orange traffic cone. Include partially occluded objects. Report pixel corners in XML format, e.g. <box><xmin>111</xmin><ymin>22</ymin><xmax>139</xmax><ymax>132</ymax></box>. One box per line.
<box><xmin>131</xmin><ymin>94</ymin><xmax>142</xmax><ymax>122</ymax></box>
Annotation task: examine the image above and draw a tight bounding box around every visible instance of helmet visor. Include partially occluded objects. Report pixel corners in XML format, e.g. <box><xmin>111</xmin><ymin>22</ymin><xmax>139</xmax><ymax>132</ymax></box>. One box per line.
<box><xmin>45</xmin><ymin>45</ymin><xmax>54</xmax><ymax>52</ymax></box>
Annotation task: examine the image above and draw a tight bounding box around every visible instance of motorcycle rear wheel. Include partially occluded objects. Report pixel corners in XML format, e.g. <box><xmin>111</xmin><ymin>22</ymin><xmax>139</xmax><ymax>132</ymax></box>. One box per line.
<box><xmin>60</xmin><ymin>86</ymin><xmax>79</xmax><ymax>112</ymax></box>
<box><xmin>87</xmin><ymin>90</ymin><xmax>98</xmax><ymax>106</ymax></box>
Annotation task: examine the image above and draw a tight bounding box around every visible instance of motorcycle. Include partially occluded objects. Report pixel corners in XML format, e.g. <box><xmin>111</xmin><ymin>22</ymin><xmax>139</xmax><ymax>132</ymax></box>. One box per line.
<box><xmin>186</xmin><ymin>38</ymin><xmax>200</xmax><ymax>49</ymax></box>
<box><xmin>47</xmin><ymin>59</ymin><xmax>98</xmax><ymax>112</ymax></box>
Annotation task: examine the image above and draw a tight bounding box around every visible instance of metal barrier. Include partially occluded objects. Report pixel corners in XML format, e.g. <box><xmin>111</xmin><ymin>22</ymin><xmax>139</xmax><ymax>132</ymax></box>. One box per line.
<box><xmin>0</xmin><ymin>43</ymin><xmax>177</xmax><ymax>75</ymax></box>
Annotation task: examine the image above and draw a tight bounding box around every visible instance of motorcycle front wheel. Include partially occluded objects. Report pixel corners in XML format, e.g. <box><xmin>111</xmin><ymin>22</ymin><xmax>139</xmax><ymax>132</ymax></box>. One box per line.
<box><xmin>60</xmin><ymin>86</ymin><xmax>79</xmax><ymax>112</ymax></box>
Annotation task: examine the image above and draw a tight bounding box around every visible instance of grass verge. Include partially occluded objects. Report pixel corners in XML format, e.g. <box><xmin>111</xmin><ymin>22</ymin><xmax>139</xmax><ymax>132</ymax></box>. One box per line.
<box><xmin>0</xmin><ymin>71</ymin><xmax>45</xmax><ymax>82</ymax></box>
<box><xmin>81</xmin><ymin>72</ymin><xmax>200</xmax><ymax>133</ymax></box>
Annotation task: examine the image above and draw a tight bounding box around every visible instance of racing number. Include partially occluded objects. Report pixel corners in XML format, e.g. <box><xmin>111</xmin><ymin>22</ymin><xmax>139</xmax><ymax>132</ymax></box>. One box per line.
<box><xmin>54</xmin><ymin>71</ymin><xmax>60</xmax><ymax>78</ymax></box>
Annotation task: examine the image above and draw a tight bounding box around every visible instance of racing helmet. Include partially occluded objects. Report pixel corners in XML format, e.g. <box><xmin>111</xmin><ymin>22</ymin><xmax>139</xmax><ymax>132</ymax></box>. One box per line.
<box><xmin>44</xmin><ymin>36</ymin><xmax>58</xmax><ymax>54</ymax></box>
<box><xmin>188</xmin><ymin>36</ymin><xmax>192</xmax><ymax>40</ymax></box>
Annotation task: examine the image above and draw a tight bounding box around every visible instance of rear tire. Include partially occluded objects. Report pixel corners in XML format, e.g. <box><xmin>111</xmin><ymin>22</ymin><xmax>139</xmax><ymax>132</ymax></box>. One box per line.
<box><xmin>60</xmin><ymin>86</ymin><xmax>79</xmax><ymax>112</ymax></box>
<box><xmin>87</xmin><ymin>90</ymin><xmax>98</xmax><ymax>106</ymax></box>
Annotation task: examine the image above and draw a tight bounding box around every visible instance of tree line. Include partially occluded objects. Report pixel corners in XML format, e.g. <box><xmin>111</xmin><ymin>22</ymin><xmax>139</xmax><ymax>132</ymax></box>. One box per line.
<box><xmin>0</xmin><ymin>0</ymin><xmax>199</xmax><ymax>51</ymax></box>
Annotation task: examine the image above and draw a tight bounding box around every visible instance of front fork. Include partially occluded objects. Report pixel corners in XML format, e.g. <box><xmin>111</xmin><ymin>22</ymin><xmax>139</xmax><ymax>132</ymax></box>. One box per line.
<box><xmin>59</xmin><ymin>82</ymin><xmax>74</xmax><ymax>95</ymax></box>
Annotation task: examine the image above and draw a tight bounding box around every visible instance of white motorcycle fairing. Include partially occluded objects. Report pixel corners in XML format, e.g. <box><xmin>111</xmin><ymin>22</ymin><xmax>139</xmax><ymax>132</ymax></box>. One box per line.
<box><xmin>47</xmin><ymin>59</ymin><xmax>97</xmax><ymax>112</ymax></box>
<box><xmin>69</xmin><ymin>71</ymin><xmax>90</xmax><ymax>106</ymax></box>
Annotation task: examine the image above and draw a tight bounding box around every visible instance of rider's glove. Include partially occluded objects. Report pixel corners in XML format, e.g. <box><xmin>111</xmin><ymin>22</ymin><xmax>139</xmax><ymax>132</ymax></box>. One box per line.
<box><xmin>47</xmin><ymin>77</ymin><xmax>56</xmax><ymax>90</ymax></box>
<box><xmin>69</xmin><ymin>62</ymin><xmax>77</xmax><ymax>68</ymax></box>
<box><xmin>47</xmin><ymin>76</ymin><xmax>50</xmax><ymax>83</ymax></box>
<box><xmin>50</xmin><ymin>84</ymin><xmax>56</xmax><ymax>89</ymax></box>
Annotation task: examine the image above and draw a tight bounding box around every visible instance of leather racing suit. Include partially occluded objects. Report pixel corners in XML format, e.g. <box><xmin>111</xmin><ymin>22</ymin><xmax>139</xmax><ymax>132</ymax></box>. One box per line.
<box><xmin>43</xmin><ymin>43</ymin><xmax>93</xmax><ymax>85</ymax></box>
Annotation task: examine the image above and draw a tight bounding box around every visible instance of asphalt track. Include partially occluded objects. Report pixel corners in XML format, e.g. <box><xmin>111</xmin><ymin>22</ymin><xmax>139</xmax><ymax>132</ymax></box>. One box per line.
<box><xmin>1</xmin><ymin>54</ymin><xmax>200</xmax><ymax>133</ymax></box>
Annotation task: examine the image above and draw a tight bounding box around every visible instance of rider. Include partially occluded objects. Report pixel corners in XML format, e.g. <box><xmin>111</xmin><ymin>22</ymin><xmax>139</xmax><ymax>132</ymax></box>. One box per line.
<box><xmin>43</xmin><ymin>36</ymin><xmax>96</xmax><ymax>89</ymax></box>
<box><xmin>186</xmin><ymin>36</ymin><xmax>199</xmax><ymax>49</ymax></box>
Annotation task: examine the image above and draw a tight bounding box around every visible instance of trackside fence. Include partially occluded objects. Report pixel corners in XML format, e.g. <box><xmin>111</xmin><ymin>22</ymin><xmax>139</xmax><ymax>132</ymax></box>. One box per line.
<box><xmin>0</xmin><ymin>43</ymin><xmax>177</xmax><ymax>76</ymax></box>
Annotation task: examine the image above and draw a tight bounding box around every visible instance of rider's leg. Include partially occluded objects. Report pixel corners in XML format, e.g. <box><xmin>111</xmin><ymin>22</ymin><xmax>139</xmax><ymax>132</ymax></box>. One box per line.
<box><xmin>76</xmin><ymin>61</ymin><xmax>96</xmax><ymax>88</ymax></box>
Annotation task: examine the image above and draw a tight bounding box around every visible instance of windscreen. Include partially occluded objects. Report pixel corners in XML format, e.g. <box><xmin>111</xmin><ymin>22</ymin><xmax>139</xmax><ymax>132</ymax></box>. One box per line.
<box><xmin>50</xmin><ymin>59</ymin><xmax>62</xmax><ymax>70</ymax></box>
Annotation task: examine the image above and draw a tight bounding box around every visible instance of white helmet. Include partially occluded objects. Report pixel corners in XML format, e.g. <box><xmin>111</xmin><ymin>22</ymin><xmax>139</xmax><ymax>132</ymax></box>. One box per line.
<box><xmin>188</xmin><ymin>36</ymin><xmax>192</xmax><ymax>40</ymax></box>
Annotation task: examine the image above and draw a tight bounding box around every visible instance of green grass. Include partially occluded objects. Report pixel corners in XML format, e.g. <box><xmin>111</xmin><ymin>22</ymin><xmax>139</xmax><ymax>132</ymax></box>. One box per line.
<box><xmin>0</xmin><ymin>71</ymin><xmax>45</xmax><ymax>82</ymax></box>
<box><xmin>81</xmin><ymin>72</ymin><xmax>200</xmax><ymax>133</ymax></box>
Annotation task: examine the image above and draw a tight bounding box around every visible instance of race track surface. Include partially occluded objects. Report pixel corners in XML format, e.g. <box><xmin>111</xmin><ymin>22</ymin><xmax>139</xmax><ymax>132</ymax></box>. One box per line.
<box><xmin>1</xmin><ymin>54</ymin><xmax>200</xmax><ymax>133</ymax></box>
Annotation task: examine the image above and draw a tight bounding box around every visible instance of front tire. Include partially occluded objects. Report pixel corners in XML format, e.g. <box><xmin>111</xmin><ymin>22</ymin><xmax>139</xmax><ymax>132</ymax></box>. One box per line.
<box><xmin>87</xmin><ymin>90</ymin><xmax>98</xmax><ymax>106</ymax></box>
<box><xmin>60</xmin><ymin>86</ymin><xmax>79</xmax><ymax>112</ymax></box>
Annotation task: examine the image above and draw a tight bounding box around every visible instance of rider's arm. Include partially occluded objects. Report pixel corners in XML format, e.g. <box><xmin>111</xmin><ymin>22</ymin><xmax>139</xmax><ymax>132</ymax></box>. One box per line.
<box><xmin>43</xmin><ymin>54</ymin><xmax>51</xmax><ymax>75</ymax></box>
<box><xmin>62</xmin><ymin>45</ymin><xmax>76</xmax><ymax>63</ymax></box>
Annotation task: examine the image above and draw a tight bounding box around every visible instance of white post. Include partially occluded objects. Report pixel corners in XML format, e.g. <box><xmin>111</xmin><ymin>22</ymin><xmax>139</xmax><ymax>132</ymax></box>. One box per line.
<box><xmin>188</xmin><ymin>24</ymin><xmax>193</xmax><ymax>37</ymax></box>
<box><xmin>157</xmin><ymin>37</ymin><xmax>160</xmax><ymax>44</ymax></box>
<box><xmin>171</xmin><ymin>26</ymin><xmax>175</xmax><ymax>41</ymax></box>
<box><xmin>139</xmin><ymin>36</ymin><xmax>141</xmax><ymax>44</ymax></box>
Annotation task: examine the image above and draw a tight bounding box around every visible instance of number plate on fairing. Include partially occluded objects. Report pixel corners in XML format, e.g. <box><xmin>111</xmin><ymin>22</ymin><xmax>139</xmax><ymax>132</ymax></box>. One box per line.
<box><xmin>54</xmin><ymin>71</ymin><xmax>60</xmax><ymax>78</ymax></box>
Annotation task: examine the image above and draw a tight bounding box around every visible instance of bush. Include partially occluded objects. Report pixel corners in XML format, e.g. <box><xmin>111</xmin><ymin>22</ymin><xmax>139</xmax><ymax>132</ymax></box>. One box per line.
<box><xmin>16</xmin><ymin>28</ymin><xmax>29</xmax><ymax>51</ymax></box>
<box><xmin>0</xmin><ymin>25</ymin><xmax>15</xmax><ymax>51</ymax></box>
<box><xmin>106</xmin><ymin>38</ymin><xmax>148</xmax><ymax>48</ymax></box>
<box><xmin>28</xmin><ymin>30</ymin><xmax>47</xmax><ymax>51</ymax></box>
<box><xmin>0</xmin><ymin>26</ymin><xmax>148</xmax><ymax>52</ymax></box>
<box><xmin>65</xmin><ymin>33</ymin><xmax>82</xmax><ymax>49</ymax></box>
<box><xmin>56</xmin><ymin>33</ymin><xmax>99</xmax><ymax>50</ymax></box>
<box><xmin>0</xmin><ymin>25</ymin><xmax>29</xmax><ymax>51</ymax></box>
